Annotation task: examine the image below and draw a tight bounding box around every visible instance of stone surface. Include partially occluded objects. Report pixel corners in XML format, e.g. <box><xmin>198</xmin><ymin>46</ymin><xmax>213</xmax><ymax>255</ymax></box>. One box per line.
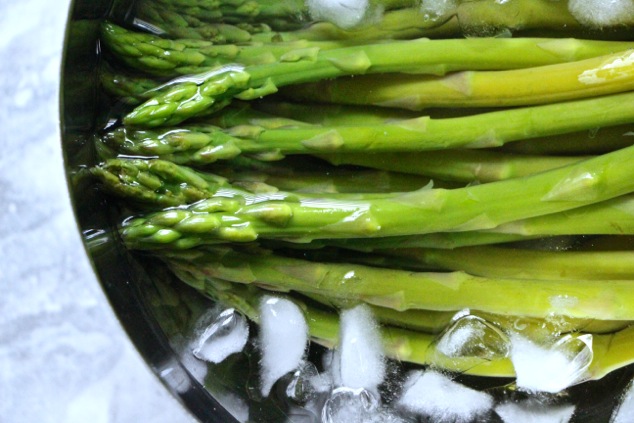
<box><xmin>0</xmin><ymin>1</ymin><xmax>195</xmax><ymax>421</ymax></box>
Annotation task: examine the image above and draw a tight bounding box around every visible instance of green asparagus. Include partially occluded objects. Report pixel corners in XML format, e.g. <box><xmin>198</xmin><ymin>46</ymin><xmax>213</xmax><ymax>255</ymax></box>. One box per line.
<box><xmin>90</xmin><ymin>2</ymin><xmax>634</xmax><ymax>395</ymax></box>
<box><xmin>123</xmin><ymin>37</ymin><xmax>634</xmax><ymax>126</ymax></box>
<box><xmin>120</xmin><ymin>142</ymin><xmax>634</xmax><ymax>248</ymax></box>
<box><xmin>376</xmin><ymin>245</ymin><xmax>634</xmax><ymax>280</ymax></box>
<box><xmin>162</xmin><ymin>245</ymin><xmax>634</xmax><ymax>320</ymax></box>
<box><xmin>113</xmin><ymin>92</ymin><xmax>634</xmax><ymax>161</ymax></box>
<box><xmin>320</xmin><ymin>150</ymin><xmax>587</xmax><ymax>183</ymax></box>
<box><xmin>283</xmin><ymin>49</ymin><xmax>634</xmax><ymax>109</ymax></box>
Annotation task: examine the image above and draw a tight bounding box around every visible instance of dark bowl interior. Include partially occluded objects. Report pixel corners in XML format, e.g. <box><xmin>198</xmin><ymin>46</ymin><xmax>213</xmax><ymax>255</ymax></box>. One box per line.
<box><xmin>59</xmin><ymin>1</ymin><xmax>634</xmax><ymax>422</ymax></box>
<box><xmin>60</xmin><ymin>1</ymin><xmax>239</xmax><ymax>421</ymax></box>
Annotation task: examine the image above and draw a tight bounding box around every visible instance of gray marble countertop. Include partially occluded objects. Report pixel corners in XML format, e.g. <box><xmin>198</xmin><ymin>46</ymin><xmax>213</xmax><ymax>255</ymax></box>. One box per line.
<box><xmin>0</xmin><ymin>1</ymin><xmax>195</xmax><ymax>421</ymax></box>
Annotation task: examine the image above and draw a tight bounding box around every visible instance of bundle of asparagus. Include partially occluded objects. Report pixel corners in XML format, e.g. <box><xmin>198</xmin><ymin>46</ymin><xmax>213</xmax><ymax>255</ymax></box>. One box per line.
<box><xmin>91</xmin><ymin>0</ymin><xmax>634</xmax><ymax>388</ymax></box>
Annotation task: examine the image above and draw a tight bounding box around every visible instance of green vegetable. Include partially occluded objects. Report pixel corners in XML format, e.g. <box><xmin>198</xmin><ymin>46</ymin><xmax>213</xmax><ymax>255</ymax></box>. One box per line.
<box><xmin>123</xmin><ymin>37</ymin><xmax>634</xmax><ymax>126</ymax></box>
<box><xmin>111</xmin><ymin>92</ymin><xmax>634</xmax><ymax>161</ymax></box>
<box><xmin>92</xmin><ymin>5</ymin><xmax>634</xmax><ymax>385</ymax></box>
<box><xmin>119</xmin><ymin>142</ymin><xmax>634</xmax><ymax>248</ymax></box>
<box><xmin>320</xmin><ymin>150</ymin><xmax>587</xmax><ymax>183</ymax></box>
<box><xmin>89</xmin><ymin>157</ymin><xmax>436</xmax><ymax>208</ymax></box>
<box><xmin>326</xmin><ymin>195</ymin><xmax>634</xmax><ymax>250</ymax></box>
<box><xmin>175</xmin><ymin>268</ymin><xmax>634</xmax><ymax>379</ymax></box>
<box><xmin>283</xmin><ymin>49</ymin><xmax>634</xmax><ymax>109</ymax></box>
<box><xmin>101</xmin><ymin>21</ymin><xmax>361</xmax><ymax>76</ymax></box>
<box><xmin>162</xmin><ymin>245</ymin><xmax>634</xmax><ymax>320</ymax></box>
<box><xmin>376</xmin><ymin>245</ymin><xmax>634</xmax><ymax>280</ymax></box>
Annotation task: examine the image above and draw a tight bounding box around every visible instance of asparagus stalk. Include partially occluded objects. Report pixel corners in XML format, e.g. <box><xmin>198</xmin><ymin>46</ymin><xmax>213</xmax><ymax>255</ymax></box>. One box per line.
<box><xmin>325</xmin><ymin>231</ymin><xmax>537</xmax><ymax>250</ymax></box>
<box><xmin>499</xmin><ymin>124</ymin><xmax>634</xmax><ymax>156</ymax></box>
<box><xmin>169</xmin><ymin>258</ymin><xmax>634</xmax><ymax>379</ymax></box>
<box><xmin>185</xmin><ymin>101</ymin><xmax>634</xmax><ymax>157</ymax></box>
<box><xmin>94</xmin><ymin>68</ymin><xmax>634</xmax><ymax>157</ymax></box>
<box><xmin>377</xmin><ymin>245</ymin><xmax>634</xmax><ymax>280</ymax></box>
<box><xmin>89</xmin><ymin>157</ymin><xmax>437</xmax><ymax>211</ymax></box>
<box><xmin>248</xmin><ymin>100</ymin><xmax>420</xmax><ymax>126</ymax></box>
<box><xmin>201</xmin><ymin>99</ymin><xmax>419</xmax><ymax>129</ymax></box>
<box><xmin>123</xmin><ymin>37</ymin><xmax>634</xmax><ymax>126</ymax></box>
<box><xmin>283</xmin><ymin>49</ymin><xmax>634</xmax><ymax>109</ymax></box>
<box><xmin>328</xmin><ymin>195</ymin><xmax>634</xmax><ymax>250</ymax></box>
<box><xmin>162</xmin><ymin>245</ymin><xmax>634</xmax><ymax>320</ymax></box>
<box><xmin>145</xmin><ymin>0</ymin><xmax>312</xmax><ymax>30</ymax></box>
<box><xmin>214</xmin><ymin>164</ymin><xmax>436</xmax><ymax>194</ymax></box>
<box><xmin>320</xmin><ymin>150</ymin><xmax>587</xmax><ymax>183</ymax></box>
<box><xmin>88</xmin><ymin>158</ymin><xmax>228</xmax><ymax>207</ymax></box>
<box><xmin>116</xmin><ymin>91</ymin><xmax>634</xmax><ymax>160</ymax></box>
<box><xmin>251</xmin><ymin>97</ymin><xmax>633</xmax><ymax>163</ymax></box>
<box><xmin>135</xmin><ymin>0</ymin><xmax>279</xmax><ymax>41</ymax></box>
<box><xmin>101</xmin><ymin>22</ymin><xmax>364</xmax><ymax>76</ymax></box>
<box><xmin>120</xmin><ymin>143</ymin><xmax>634</xmax><ymax>247</ymax></box>
<box><xmin>302</xmin><ymin>290</ymin><xmax>631</xmax><ymax>336</ymax></box>
<box><xmin>138</xmin><ymin>0</ymin><xmax>632</xmax><ymax>43</ymax></box>
<box><xmin>99</xmin><ymin>65</ymin><xmax>167</xmax><ymax>105</ymax></box>
<box><xmin>144</xmin><ymin>0</ymin><xmax>424</xmax><ymax>33</ymax></box>
<box><xmin>302</xmin><ymin>290</ymin><xmax>456</xmax><ymax>334</ymax></box>
<box><xmin>113</xmin><ymin>93</ymin><xmax>634</xmax><ymax>159</ymax></box>
<box><xmin>490</xmin><ymin>194</ymin><xmax>634</xmax><ymax>237</ymax></box>
<box><xmin>147</xmin><ymin>0</ymin><xmax>304</xmax><ymax>21</ymax></box>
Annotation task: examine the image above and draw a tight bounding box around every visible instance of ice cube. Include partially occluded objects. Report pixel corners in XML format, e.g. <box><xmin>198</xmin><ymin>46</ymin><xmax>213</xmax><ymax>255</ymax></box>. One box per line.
<box><xmin>322</xmin><ymin>387</ymin><xmax>405</xmax><ymax>423</ymax></box>
<box><xmin>259</xmin><ymin>296</ymin><xmax>309</xmax><ymax>396</ymax></box>
<box><xmin>284</xmin><ymin>362</ymin><xmax>321</xmax><ymax>404</ymax></box>
<box><xmin>306</xmin><ymin>0</ymin><xmax>371</xmax><ymax>29</ymax></box>
<box><xmin>434</xmin><ymin>314</ymin><xmax>509</xmax><ymax>361</ymax></box>
<box><xmin>420</xmin><ymin>0</ymin><xmax>457</xmax><ymax>19</ymax></box>
<box><xmin>396</xmin><ymin>370</ymin><xmax>494</xmax><ymax>423</ymax></box>
<box><xmin>338</xmin><ymin>304</ymin><xmax>386</xmax><ymax>392</ymax></box>
<box><xmin>510</xmin><ymin>333</ymin><xmax>593</xmax><ymax>393</ymax></box>
<box><xmin>495</xmin><ymin>399</ymin><xmax>575</xmax><ymax>423</ymax></box>
<box><xmin>568</xmin><ymin>0</ymin><xmax>634</xmax><ymax>27</ymax></box>
<box><xmin>191</xmin><ymin>307</ymin><xmax>249</xmax><ymax>364</ymax></box>
<box><xmin>278</xmin><ymin>362</ymin><xmax>335</xmax><ymax>423</ymax></box>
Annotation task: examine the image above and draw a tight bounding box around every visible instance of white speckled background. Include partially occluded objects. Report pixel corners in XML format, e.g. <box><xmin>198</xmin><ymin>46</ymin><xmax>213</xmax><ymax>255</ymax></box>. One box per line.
<box><xmin>0</xmin><ymin>1</ymin><xmax>195</xmax><ymax>421</ymax></box>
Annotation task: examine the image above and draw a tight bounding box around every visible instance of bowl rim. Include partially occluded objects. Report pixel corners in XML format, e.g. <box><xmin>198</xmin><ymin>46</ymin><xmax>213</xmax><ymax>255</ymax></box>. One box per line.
<box><xmin>59</xmin><ymin>1</ymin><xmax>240</xmax><ymax>421</ymax></box>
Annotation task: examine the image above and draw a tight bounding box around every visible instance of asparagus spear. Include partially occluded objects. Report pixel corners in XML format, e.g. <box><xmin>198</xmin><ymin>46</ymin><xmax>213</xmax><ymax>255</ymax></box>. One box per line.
<box><xmin>144</xmin><ymin>0</ymin><xmax>423</xmax><ymax>33</ymax></box>
<box><xmin>144</xmin><ymin>0</ymin><xmax>313</xmax><ymax>30</ymax></box>
<box><xmin>173</xmin><ymin>263</ymin><xmax>634</xmax><ymax>379</ymax></box>
<box><xmin>199</xmin><ymin>99</ymin><xmax>420</xmax><ymax>129</ymax></box>
<box><xmin>137</xmin><ymin>0</ymin><xmax>633</xmax><ymax>42</ymax></box>
<box><xmin>301</xmin><ymin>290</ymin><xmax>631</xmax><ymax>336</ymax></box>
<box><xmin>499</xmin><ymin>124</ymin><xmax>634</xmax><ymax>156</ymax></box>
<box><xmin>247</xmin><ymin>100</ymin><xmax>421</xmax><ymax>125</ymax></box>
<box><xmin>135</xmin><ymin>0</ymin><xmax>279</xmax><ymax>41</ymax></box>
<box><xmin>89</xmin><ymin>157</ymin><xmax>438</xmax><ymax>210</ymax></box>
<box><xmin>213</xmin><ymin>164</ymin><xmax>437</xmax><ymax>193</ymax></box>
<box><xmin>175</xmin><ymin>271</ymin><xmax>512</xmax><ymax>376</ymax></box>
<box><xmin>377</xmin><ymin>245</ymin><xmax>634</xmax><ymax>280</ymax></box>
<box><xmin>99</xmin><ymin>65</ymin><xmax>168</xmax><ymax>105</ymax></box>
<box><xmin>283</xmin><ymin>49</ymin><xmax>634</xmax><ymax>109</ymax></box>
<box><xmin>162</xmin><ymin>245</ymin><xmax>634</xmax><ymax>320</ymax></box>
<box><xmin>123</xmin><ymin>37</ymin><xmax>634</xmax><ymax>126</ymax></box>
<box><xmin>88</xmin><ymin>158</ymin><xmax>228</xmax><ymax>207</ymax></box>
<box><xmin>320</xmin><ymin>150</ymin><xmax>587</xmax><ymax>183</ymax></box>
<box><xmin>115</xmin><ymin>91</ymin><xmax>634</xmax><ymax>160</ymax></box>
<box><xmin>325</xmin><ymin>231</ymin><xmax>538</xmax><ymax>250</ymax></box>
<box><xmin>94</xmin><ymin>67</ymin><xmax>634</xmax><ymax>157</ymax></box>
<box><xmin>101</xmin><ymin>22</ymin><xmax>363</xmax><ymax>76</ymax></box>
<box><xmin>328</xmin><ymin>195</ymin><xmax>634</xmax><ymax>250</ymax></box>
<box><xmin>120</xmin><ymin>142</ymin><xmax>634</xmax><ymax>247</ymax></box>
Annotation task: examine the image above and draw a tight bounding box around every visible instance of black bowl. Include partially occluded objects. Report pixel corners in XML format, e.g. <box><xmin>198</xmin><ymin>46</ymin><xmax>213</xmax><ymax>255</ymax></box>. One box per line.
<box><xmin>60</xmin><ymin>1</ymin><xmax>240</xmax><ymax>421</ymax></box>
<box><xmin>59</xmin><ymin>2</ymin><xmax>634</xmax><ymax>421</ymax></box>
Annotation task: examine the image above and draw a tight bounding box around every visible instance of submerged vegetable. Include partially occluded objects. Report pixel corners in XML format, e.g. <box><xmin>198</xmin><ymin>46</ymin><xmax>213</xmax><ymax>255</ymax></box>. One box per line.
<box><xmin>88</xmin><ymin>0</ymin><xmax>634</xmax><ymax>413</ymax></box>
